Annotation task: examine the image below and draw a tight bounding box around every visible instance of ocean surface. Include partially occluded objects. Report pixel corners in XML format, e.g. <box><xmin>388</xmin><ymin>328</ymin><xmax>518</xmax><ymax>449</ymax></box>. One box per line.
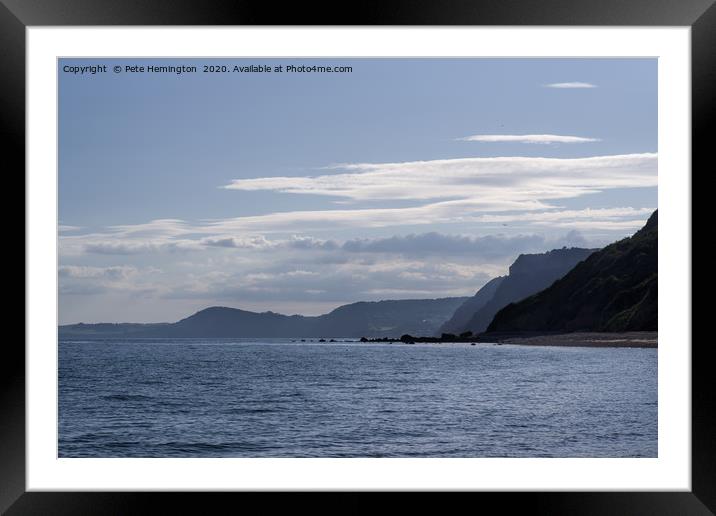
<box><xmin>59</xmin><ymin>339</ymin><xmax>657</xmax><ymax>457</ymax></box>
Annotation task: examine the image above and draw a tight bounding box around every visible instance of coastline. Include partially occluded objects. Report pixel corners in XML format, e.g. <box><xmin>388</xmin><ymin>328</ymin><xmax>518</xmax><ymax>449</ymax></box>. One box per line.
<box><xmin>356</xmin><ymin>330</ymin><xmax>657</xmax><ymax>348</ymax></box>
<box><xmin>479</xmin><ymin>331</ymin><xmax>657</xmax><ymax>349</ymax></box>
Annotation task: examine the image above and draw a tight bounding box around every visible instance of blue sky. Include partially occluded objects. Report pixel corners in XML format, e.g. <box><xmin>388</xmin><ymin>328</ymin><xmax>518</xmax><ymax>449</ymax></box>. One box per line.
<box><xmin>58</xmin><ymin>58</ymin><xmax>657</xmax><ymax>323</ymax></box>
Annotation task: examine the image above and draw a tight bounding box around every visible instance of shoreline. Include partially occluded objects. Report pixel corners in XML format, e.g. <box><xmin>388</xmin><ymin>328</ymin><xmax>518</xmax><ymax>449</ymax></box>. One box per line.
<box><xmin>481</xmin><ymin>331</ymin><xmax>657</xmax><ymax>349</ymax></box>
<box><xmin>59</xmin><ymin>331</ymin><xmax>658</xmax><ymax>348</ymax></box>
<box><xmin>359</xmin><ymin>331</ymin><xmax>657</xmax><ymax>348</ymax></box>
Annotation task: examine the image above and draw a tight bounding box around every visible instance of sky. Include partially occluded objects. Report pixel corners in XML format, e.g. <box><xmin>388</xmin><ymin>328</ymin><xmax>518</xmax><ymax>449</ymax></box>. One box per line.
<box><xmin>58</xmin><ymin>58</ymin><xmax>657</xmax><ymax>324</ymax></box>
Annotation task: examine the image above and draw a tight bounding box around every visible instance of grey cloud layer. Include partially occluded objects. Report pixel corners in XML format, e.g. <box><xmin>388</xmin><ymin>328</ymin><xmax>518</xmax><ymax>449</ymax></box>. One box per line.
<box><xmin>160</xmin><ymin>257</ymin><xmax>500</xmax><ymax>304</ymax></box>
<box><xmin>65</xmin><ymin>226</ymin><xmax>600</xmax><ymax>259</ymax></box>
<box><xmin>59</xmin><ymin>206</ymin><xmax>653</xmax><ymax>258</ymax></box>
<box><xmin>59</xmin><ymin>229</ymin><xmax>595</xmax><ymax>307</ymax></box>
<box><xmin>340</xmin><ymin>231</ymin><xmax>588</xmax><ymax>258</ymax></box>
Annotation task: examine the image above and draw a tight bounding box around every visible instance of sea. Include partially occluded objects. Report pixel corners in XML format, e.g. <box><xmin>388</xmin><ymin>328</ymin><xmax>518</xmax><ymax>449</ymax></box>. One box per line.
<box><xmin>59</xmin><ymin>339</ymin><xmax>657</xmax><ymax>458</ymax></box>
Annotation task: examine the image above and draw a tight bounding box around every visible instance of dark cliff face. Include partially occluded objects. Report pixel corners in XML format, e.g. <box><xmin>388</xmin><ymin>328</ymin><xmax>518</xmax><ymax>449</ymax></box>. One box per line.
<box><xmin>461</xmin><ymin>247</ymin><xmax>598</xmax><ymax>334</ymax></box>
<box><xmin>486</xmin><ymin>210</ymin><xmax>657</xmax><ymax>333</ymax></box>
<box><xmin>59</xmin><ymin>297</ymin><xmax>468</xmax><ymax>339</ymax></box>
<box><xmin>509</xmin><ymin>248</ymin><xmax>596</xmax><ymax>277</ymax></box>
<box><xmin>438</xmin><ymin>276</ymin><xmax>505</xmax><ymax>335</ymax></box>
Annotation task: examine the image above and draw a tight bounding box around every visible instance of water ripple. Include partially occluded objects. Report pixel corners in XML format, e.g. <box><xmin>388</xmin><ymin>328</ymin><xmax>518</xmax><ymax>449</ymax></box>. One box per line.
<box><xmin>59</xmin><ymin>339</ymin><xmax>657</xmax><ymax>458</ymax></box>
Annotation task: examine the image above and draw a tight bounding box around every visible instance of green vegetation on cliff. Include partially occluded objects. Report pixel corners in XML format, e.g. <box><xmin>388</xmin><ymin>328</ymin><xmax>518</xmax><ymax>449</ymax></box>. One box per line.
<box><xmin>487</xmin><ymin>211</ymin><xmax>657</xmax><ymax>333</ymax></box>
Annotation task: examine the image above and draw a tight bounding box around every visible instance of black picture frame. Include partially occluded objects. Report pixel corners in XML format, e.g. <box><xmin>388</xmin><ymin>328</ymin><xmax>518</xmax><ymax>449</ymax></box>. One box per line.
<box><xmin>5</xmin><ymin>0</ymin><xmax>709</xmax><ymax>512</ymax></box>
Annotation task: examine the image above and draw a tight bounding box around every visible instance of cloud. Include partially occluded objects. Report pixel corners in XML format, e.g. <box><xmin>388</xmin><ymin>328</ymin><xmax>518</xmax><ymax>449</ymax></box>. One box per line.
<box><xmin>544</xmin><ymin>82</ymin><xmax>597</xmax><ymax>88</ymax></box>
<box><xmin>62</xmin><ymin>228</ymin><xmax>601</xmax><ymax>307</ymax></box>
<box><xmin>286</xmin><ymin>235</ymin><xmax>340</xmax><ymax>250</ymax></box>
<box><xmin>83</xmin><ymin>241</ymin><xmax>160</xmax><ymax>255</ymax></box>
<box><xmin>83</xmin><ymin>240</ymin><xmax>203</xmax><ymax>255</ymax></box>
<box><xmin>161</xmin><ymin>256</ymin><xmax>501</xmax><ymax>305</ymax></box>
<box><xmin>343</xmin><ymin>232</ymin><xmax>543</xmax><ymax>258</ymax></box>
<box><xmin>200</xmin><ymin>235</ymin><xmax>275</xmax><ymax>249</ymax></box>
<box><xmin>59</xmin><ymin>225</ymin><xmax>82</xmax><ymax>232</ymax></box>
<box><xmin>187</xmin><ymin>201</ymin><xmax>651</xmax><ymax>235</ymax></box>
<box><xmin>107</xmin><ymin>219</ymin><xmax>193</xmax><ymax>238</ymax></box>
<box><xmin>474</xmin><ymin>207</ymin><xmax>654</xmax><ymax>227</ymax></box>
<box><xmin>223</xmin><ymin>154</ymin><xmax>656</xmax><ymax>205</ymax></box>
<box><xmin>79</xmin><ymin>236</ymin><xmax>274</xmax><ymax>255</ymax></box>
<box><xmin>59</xmin><ymin>283</ymin><xmax>108</xmax><ymax>295</ymax></box>
<box><xmin>342</xmin><ymin>230</ymin><xmax>592</xmax><ymax>258</ymax></box>
<box><xmin>59</xmin><ymin>265</ymin><xmax>170</xmax><ymax>302</ymax></box>
<box><xmin>202</xmin><ymin>200</ymin><xmax>550</xmax><ymax>234</ymax></box>
<box><xmin>59</xmin><ymin>265</ymin><xmax>137</xmax><ymax>280</ymax></box>
<box><xmin>58</xmin><ymin>153</ymin><xmax>656</xmax><ymax>253</ymax></box>
<box><xmin>60</xmin><ymin>206</ymin><xmax>652</xmax><ymax>262</ymax></box>
<box><xmin>458</xmin><ymin>134</ymin><xmax>600</xmax><ymax>144</ymax></box>
<box><xmin>213</xmin><ymin>154</ymin><xmax>656</xmax><ymax>232</ymax></box>
<box><xmin>76</xmin><ymin>235</ymin><xmax>335</xmax><ymax>255</ymax></box>
<box><xmin>57</xmin><ymin>222</ymin><xmax>629</xmax><ymax>320</ymax></box>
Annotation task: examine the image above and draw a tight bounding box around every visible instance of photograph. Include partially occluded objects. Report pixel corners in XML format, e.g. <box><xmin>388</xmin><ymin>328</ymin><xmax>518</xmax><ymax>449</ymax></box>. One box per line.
<box><xmin>6</xmin><ymin>1</ymin><xmax>708</xmax><ymax>507</ymax></box>
<box><xmin>57</xmin><ymin>57</ymin><xmax>658</xmax><ymax>459</ymax></box>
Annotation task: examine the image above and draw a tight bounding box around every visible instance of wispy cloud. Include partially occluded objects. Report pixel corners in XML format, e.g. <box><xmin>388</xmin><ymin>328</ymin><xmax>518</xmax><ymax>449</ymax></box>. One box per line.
<box><xmin>59</xmin><ymin>265</ymin><xmax>137</xmax><ymax>280</ymax></box>
<box><xmin>223</xmin><ymin>153</ymin><xmax>656</xmax><ymax>205</ymax></box>
<box><xmin>59</xmin><ymin>153</ymin><xmax>656</xmax><ymax>254</ymax></box>
<box><xmin>474</xmin><ymin>207</ymin><xmax>654</xmax><ymax>225</ymax></box>
<box><xmin>458</xmin><ymin>134</ymin><xmax>600</xmax><ymax>144</ymax></box>
<box><xmin>544</xmin><ymin>82</ymin><xmax>597</xmax><ymax>89</ymax></box>
<box><xmin>83</xmin><ymin>240</ymin><xmax>203</xmax><ymax>255</ymax></box>
<box><xmin>59</xmin><ymin>224</ymin><xmax>83</xmax><ymax>232</ymax></box>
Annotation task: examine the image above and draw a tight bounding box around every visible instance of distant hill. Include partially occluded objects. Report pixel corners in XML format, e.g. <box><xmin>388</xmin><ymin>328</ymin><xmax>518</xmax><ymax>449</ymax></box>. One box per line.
<box><xmin>462</xmin><ymin>247</ymin><xmax>598</xmax><ymax>334</ymax></box>
<box><xmin>59</xmin><ymin>297</ymin><xmax>469</xmax><ymax>339</ymax></box>
<box><xmin>486</xmin><ymin>210</ymin><xmax>657</xmax><ymax>333</ymax></box>
<box><xmin>154</xmin><ymin>307</ymin><xmax>313</xmax><ymax>338</ymax></box>
<box><xmin>319</xmin><ymin>298</ymin><xmax>469</xmax><ymax>337</ymax></box>
<box><xmin>438</xmin><ymin>276</ymin><xmax>505</xmax><ymax>335</ymax></box>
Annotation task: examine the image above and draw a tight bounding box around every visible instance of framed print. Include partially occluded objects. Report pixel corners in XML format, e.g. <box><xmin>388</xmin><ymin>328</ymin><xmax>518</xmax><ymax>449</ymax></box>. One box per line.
<box><xmin>6</xmin><ymin>0</ymin><xmax>710</xmax><ymax>512</ymax></box>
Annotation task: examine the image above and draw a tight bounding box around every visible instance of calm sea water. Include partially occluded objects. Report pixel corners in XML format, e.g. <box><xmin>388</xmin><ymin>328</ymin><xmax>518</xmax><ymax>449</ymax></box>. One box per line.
<box><xmin>59</xmin><ymin>339</ymin><xmax>657</xmax><ymax>457</ymax></box>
